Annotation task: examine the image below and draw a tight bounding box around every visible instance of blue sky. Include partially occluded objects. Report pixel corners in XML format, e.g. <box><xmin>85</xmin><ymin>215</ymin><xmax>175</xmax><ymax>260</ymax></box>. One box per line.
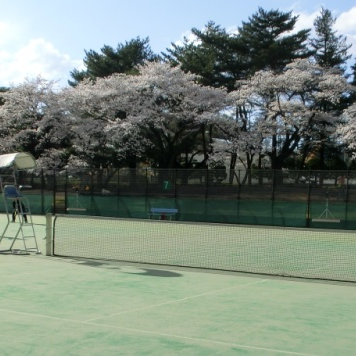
<box><xmin>1</xmin><ymin>0</ymin><xmax>356</xmax><ymax>88</ymax></box>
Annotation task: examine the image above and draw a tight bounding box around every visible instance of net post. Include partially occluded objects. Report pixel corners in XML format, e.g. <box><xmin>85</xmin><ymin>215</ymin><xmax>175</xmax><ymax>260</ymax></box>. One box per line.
<box><xmin>45</xmin><ymin>213</ymin><xmax>53</xmax><ymax>256</ymax></box>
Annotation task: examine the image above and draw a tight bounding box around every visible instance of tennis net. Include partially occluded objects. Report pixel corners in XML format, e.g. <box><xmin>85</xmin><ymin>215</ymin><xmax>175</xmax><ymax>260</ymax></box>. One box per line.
<box><xmin>50</xmin><ymin>214</ymin><xmax>356</xmax><ymax>283</ymax></box>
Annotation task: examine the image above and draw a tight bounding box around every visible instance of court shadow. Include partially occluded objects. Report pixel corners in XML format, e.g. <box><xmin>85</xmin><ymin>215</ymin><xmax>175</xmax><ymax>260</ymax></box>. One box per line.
<box><xmin>124</xmin><ymin>268</ymin><xmax>182</xmax><ymax>278</ymax></box>
<box><xmin>78</xmin><ymin>260</ymin><xmax>108</xmax><ymax>267</ymax></box>
<box><xmin>68</xmin><ymin>258</ymin><xmax>182</xmax><ymax>277</ymax></box>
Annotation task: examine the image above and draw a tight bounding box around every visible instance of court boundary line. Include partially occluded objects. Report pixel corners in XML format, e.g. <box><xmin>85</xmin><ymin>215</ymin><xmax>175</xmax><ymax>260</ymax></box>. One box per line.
<box><xmin>84</xmin><ymin>278</ymin><xmax>268</xmax><ymax>322</ymax></box>
<box><xmin>0</xmin><ymin>306</ymin><xmax>315</xmax><ymax>356</ymax></box>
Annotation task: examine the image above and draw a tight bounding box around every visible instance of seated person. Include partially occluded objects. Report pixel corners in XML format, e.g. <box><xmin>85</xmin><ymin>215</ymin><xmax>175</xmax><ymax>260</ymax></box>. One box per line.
<box><xmin>12</xmin><ymin>199</ymin><xmax>28</xmax><ymax>223</ymax></box>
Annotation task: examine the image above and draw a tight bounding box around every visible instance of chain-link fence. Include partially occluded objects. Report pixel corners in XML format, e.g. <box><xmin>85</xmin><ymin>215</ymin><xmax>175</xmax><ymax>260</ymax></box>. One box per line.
<box><xmin>2</xmin><ymin>168</ymin><xmax>356</xmax><ymax>229</ymax></box>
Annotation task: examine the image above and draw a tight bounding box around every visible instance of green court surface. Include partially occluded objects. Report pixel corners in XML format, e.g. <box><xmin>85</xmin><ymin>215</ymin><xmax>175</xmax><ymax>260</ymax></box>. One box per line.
<box><xmin>1</xmin><ymin>215</ymin><xmax>356</xmax><ymax>355</ymax></box>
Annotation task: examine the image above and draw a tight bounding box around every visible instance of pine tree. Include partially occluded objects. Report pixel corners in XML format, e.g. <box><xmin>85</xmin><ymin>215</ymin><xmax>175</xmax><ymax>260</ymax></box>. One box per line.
<box><xmin>164</xmin><ymin>22</ymin><xmax>247</xmax><ymax>92</ymax></box>
<box><xmin>69</xmin><ymin>37</ymin><xmax>159</xmax><ymax>86</ymax></box>
<box><xmin>309</xmin><ymin>8</ymin><xmax>352</xmax><ymax>170</ymax></box>
<box><xmin>238</xmin><ymin>7</ymin><xmax>312</xmax><ymax>74</ymax></box>
<box><xmin>310</xmin><ymin>7</ymin><xmax>351</xmax><ymax>72</ymax></box>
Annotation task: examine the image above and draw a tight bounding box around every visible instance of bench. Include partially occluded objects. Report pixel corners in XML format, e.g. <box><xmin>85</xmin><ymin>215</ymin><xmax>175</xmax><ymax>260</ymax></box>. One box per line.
<box><xmin>149</xmin><ymin>208</ymin><xmax>178</xmax><ymax>220</ymax></box>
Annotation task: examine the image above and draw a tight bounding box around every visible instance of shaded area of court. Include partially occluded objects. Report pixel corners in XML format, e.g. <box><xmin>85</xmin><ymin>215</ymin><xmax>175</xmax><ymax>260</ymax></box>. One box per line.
<box><xmin>1</xmin><ymin>239</ymin><xmax>356</xmax><ymax>355</ymax></box>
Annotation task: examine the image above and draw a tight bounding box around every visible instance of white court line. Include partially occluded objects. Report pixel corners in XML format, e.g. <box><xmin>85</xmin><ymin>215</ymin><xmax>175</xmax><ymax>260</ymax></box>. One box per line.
<box><xmin>0</xmin><ymin>307</ymin><xmax>316</xmax><ymax>356</ymax></box>
<box><xmin>85</xmin><ymin>278</ymin><xmax>269</xmax><ymax>322</ymax></box>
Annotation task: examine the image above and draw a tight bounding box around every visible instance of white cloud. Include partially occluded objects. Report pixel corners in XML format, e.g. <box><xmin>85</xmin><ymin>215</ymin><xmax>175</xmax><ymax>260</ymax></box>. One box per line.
<box><xmin>226</xmin><ymin>26</ymin><xmax>238</xmax><ymax>36</ymax></box>
<box><xmin>292</xmin><ymin>10</ymin><xmax>318</xmax><ymax>36</ymax></box>
<box><xmin>173</xmin><ymin>30</ymin><xmax>200</xmax><ymax>48</ymax></box>
<box><xmin>336</xmin><ymin>7</ymin><xmax>356</xmax><ymax>33</ymax></box>
<box><xmin>0</xmin><ymin>38</ymin><xmax>83</xmax><ymax>88</ymax></box>
<box><xmin>336</xmin><ymin>7</ymin><xmax>356</xmax><ymax>58</ymax></box>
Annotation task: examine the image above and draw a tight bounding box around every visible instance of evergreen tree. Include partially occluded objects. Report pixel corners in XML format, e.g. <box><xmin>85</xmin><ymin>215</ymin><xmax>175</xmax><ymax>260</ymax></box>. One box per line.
<box><xmin>164</xmin><ymin>22</ymin><xmax>247</xmax><ymax>92</ymax></box>
<box><xmin>238</xmin><ymin>7</ymin><xmax>312</xmax><ymax>74</ymax></box>
<box><xmin>310</xmin><ymin>7</ymin><xmax>351</xmax><ymax>72</ymax></box>
<box><xmin>308</xmin><ymin>8</ymin><xmax>352</xmax><ymax>170</ymax></box>
<box><xmin>69</xmin><ymin>37</ymin><xmax>159</xmax><ymax>86</ymax></box>
<box><xmin>349</xmin><ymin>61</ymin><xmax>356</xmax><ymax>104</ymax></box>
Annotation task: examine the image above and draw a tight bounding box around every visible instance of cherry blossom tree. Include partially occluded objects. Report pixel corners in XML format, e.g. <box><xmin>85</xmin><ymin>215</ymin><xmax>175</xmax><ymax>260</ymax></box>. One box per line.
<box><xmin>61</xmin><ymin>61</ymin><xmax>228</xmax><ymax>171</ymax></box>
<box><xmin>124</xmin><ymin>61</ymin><xmax>228</xmax><ymax>168</ymax></box>
<box><xmin>229</xmin><ymin>58</ymin><xmax>351</xmax><ymax>170</ymax></box>
<box><xmin>0</xmin><ymin>63</ymin><xmax>227</xmax><ymax>174</ymax></box>
<box><xmin>211</xmin><ymin>108</ymin><xmax>264</xmax><ymax>183</ymax></box>
<box><xmin>58</xmin><ymin>74</ymin><xmax>134</xmax><ymax>170</ymax></box>
<box><xmin>0</xmin><ymin>76</ymin><xmax>71</xmax><ymax>169</ymax></box>
<box><xmin>5</xmin><ymin>60</ymin><xmax>350</xmax><ymax>176</ymax></box>
<box><xmin>338</xmin><ymin>103</ymin><xmax>356</xmax><ymax>160</ymax></box>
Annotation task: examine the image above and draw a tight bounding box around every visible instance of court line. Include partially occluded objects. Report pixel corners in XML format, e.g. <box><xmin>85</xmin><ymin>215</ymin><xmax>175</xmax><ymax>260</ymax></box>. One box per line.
<box><xmin>85</xmin><ymin>278</ymin><xmax>269</xmax><ymax>322</ymax></box>
<box><xmin>0</xmin><ymin>307</ymin><xmax>315</xmax><ymax>356</ymax></box>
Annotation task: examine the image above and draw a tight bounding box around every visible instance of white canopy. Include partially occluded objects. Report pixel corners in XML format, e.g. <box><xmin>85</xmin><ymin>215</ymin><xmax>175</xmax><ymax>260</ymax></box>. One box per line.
<box><xmin>0</xmin><ymin>152</ymin><xmax>36</xmax><ymax>169</ymax></box>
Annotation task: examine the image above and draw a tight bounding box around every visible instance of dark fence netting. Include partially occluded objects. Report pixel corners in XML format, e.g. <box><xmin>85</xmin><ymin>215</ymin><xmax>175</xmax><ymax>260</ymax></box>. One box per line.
<box><xmin>2</xmin><ymin>167</ymin><xmax>356</xmax><ymax>230</ymax></box>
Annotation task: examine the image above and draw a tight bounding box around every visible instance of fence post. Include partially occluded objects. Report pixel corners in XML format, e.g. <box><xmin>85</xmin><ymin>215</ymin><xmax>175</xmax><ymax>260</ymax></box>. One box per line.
<box><xmin>205</xmin><ymin>168</ymin><xmax>209</xmax><ymax>199</ymax></box>
<box><xmin>174</xmin><ymin>168</ymin><xmax>177</xmax><ymax>199</ymax></box>
<box><xmin>64</xmin><ymin>169</ymin><xmax>68</xmax><ymax>212</ymax></box>
<box><xmin>52</xmin><ymin>170</ymin><xmax>56</xmax><ymax>215</ymax></box>
<box><xmin>345</xmin><ymin>170</ymin><xmax>350</xmax><ymax>227</ymax></box>
<box><xmin>45</xmin><ymin>213</ymin><xmax>52</xmax><ymax>256</ymax></box>
<box><xmin>271</xmin><ymin>169</ymin><xmax>276</xmax><ymax>201</ymax></box>
<box><xmin>306</xmin><ymin>170</ymin><xmax>312</xmax><ymax>228</ymax></box>
<box><xmin>117</xmin><ymin>169</ymin><xmax>120</xmax><ymax>196</ymax></box>
<box><xmin>41</xmin><ymin>169</ymin><xmax>44</xmax><ymax>214</ymax></box>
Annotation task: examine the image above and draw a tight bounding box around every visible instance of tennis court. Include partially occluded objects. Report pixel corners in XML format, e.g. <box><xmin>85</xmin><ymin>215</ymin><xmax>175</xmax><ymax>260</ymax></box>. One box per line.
<box><xmin>1</xmin><ymin>214</ymin><xmax>356</xmax><ymax>355</ymax></box>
